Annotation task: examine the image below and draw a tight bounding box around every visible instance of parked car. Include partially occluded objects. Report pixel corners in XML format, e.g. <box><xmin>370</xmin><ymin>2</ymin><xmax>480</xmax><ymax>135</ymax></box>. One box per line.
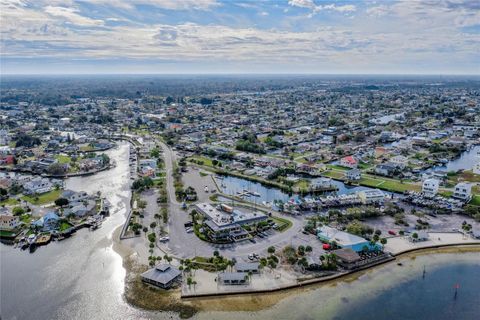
<box><xmin>388</xmin><ymin>230</ymin><xmax>396</xmax><ymax>236</ymax></box>
<box><xmin>159</xmin><ymin>236</ymin><xmax>170</xmax><ymax>242</ymax></box>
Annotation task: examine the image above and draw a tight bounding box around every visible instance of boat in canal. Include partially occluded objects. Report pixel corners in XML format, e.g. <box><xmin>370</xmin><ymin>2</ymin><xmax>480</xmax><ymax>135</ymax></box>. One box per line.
<box><xmin>27</xmin><ymin>234</ymin><xmax>37</xmax><ymax>245</ymax></box>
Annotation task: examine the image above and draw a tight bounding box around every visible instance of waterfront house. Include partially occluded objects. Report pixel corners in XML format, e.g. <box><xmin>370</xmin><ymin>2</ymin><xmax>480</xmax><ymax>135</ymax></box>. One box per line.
<box><xmin>64</xmin><ymin>200</ymin><xmax>96</xmax><ymax>217</ymax></box>
<box><xmin>358</xmin><ymin>189</ymin><xmax>385</xmax><ymax>204</ymax></box>
<box><xmin>0</xmin><ymin>214</ymin><xmax>20</xmax><ymax>231</ymax></box>
<box><xmin>32</xmin><ymin>212</ymin><xmax>60</xmax><ymax>231</ymax></box>
<box><xmin>345</xmin><ymin>168</ymin><xmax>361</xmax><ymax>181</ymax></box>
<box><xmin>422</xmin><ymin>179</ymin><xmax>439</xmax><ymax>197</ymax></box>
<box><xmin>141</xmin><ymin>264</ymin><xmax>181</xmax><ymax>289</ymax></box>
<box><xmin>452</xmin><ymin>182</ymin><xmax>472</xmax><ymax>201</ymax></box>
<box><xmin>61</xmin><ymin>190</ymin><xmax>89</xmax><ymax>202</ymax></box>
<box><xmin>339</xmin><ymin>156</ymin><xmax>358</xmax><ymax>169</ymax></box>
<box><xmin>23</xmin><ymin>177</ymin><xmax>54</xmax><ymax>195</ymax></box>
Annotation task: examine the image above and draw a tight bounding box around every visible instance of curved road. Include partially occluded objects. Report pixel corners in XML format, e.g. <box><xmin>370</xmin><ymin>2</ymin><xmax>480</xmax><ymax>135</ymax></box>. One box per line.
<box><xmin>158</xmin><ymin>141</ymin><xmax>306</xmax><ymax>260</ymax></box>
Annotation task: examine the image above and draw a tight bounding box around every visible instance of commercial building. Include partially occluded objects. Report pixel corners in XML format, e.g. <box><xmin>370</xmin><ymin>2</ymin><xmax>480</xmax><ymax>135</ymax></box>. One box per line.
<box><xmin>218</xmin><ymin>272</ymin><xmax>248</xmax><ymax>285</ymax></box>
<box><xmin>317</xmin><ymin>226</ymin><xmax>380</xmax><ymax>252</ymax></box>
<box><xmin>195</xmin><ymin>203</ymin><xmax>267</xmax><ymax>242</ymax></box>
<box><xmin>141</xmin><ymin>264</ymin><xmax>181</xmax><ymax>289</ymax></box>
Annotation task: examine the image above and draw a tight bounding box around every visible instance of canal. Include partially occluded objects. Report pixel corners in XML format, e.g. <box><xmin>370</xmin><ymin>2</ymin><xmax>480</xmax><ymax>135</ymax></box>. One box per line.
<box><xmin>430</xmin><ymin>144</ymin><xmax>480</xmax><ymax>172</ymax></box>
<box><xmin>219</xmin><ymin>175</ymin><xmax>376</xmax><ymax>204</ymax></box>
<box><xmin>0</xmin><ymin>142</ymin><xmax>151</xmax><ymax>320</ymax></box>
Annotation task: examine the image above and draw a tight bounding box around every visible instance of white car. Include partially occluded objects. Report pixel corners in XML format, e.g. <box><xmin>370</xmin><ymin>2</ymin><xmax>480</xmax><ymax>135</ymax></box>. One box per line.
<box><xmin>159</xmin><ymin>236</ymin><xmax>170</xmax><ymax>242</ymax></box>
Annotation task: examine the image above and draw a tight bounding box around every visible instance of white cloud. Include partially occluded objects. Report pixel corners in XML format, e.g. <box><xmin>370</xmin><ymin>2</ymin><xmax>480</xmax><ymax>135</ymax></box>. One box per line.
<box><xmin>44</xmin><ymin>6</ymin><xmax>104</xmax><ymax>26</ymax></box>
<box><xmin>85</xmin><ymin>0</ymin><xmax>220</xmax><ymax>11</ymax></box>
<box><xmin>0</xmin><ymin>0</ymin><xmax>478</xmax><ymax>73</ymax></box>
<box><xmin>289</xmin><ymin>1</ymin><xmax>356</xmax><ymax>16</ymax></box>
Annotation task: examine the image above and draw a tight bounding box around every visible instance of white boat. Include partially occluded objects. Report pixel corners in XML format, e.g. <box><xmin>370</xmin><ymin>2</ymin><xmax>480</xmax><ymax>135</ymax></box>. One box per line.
<box><xmin>27</xmin><ymin>234</ymin><xmax>37</xmax><ymax>245</ymax></box>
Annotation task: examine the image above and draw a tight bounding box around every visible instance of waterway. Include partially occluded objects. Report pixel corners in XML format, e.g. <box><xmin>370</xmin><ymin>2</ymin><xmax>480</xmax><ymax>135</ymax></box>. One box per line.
<box><xmin>0</xmin><ymin>142</ymin><xmax>150</xmax><ymax>320</ymax></box>
<box><xmin>1</xmin><ymin>142</ymin><xmax>479</xmax><ymax>320</ymax></box>
<box><xmin>219</xmin><ymin>175</ymin><xmax>375</xmax><ymax>204</ymax></box>
<box><xmin>197</xmin><ymin>251</ymin><xmax>480</xmax><ymax>320</ymax></box>
<box><xmin>430</xmin><ymin>144</ymin><xmax>480</xmax><ymax>172</ymax></box>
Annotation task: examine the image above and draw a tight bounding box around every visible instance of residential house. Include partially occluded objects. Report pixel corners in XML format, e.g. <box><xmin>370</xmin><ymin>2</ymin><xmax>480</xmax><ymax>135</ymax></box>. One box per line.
<box><xmin>23</xmin><ymin>177</ymin><xmax>54</xmax><ymax>195</ymax></box>
<box><xmin>358</xmin><ymin>189</ymin><xmax>385</xmax><ymax>204</ymax></box>
<box><xmin>452</xmin><ymin>182</ymin><xmax>472</xmax><ymax>201</ymax></box>
<box><xmin>61</xmin><ymin>190</ymin><xmax>89</xmax><ymax>202</ymax></box>
<box><xmin>32</xmin><ymin>212</ymin><xmax>60</xmax><ymax>231</ymax></box>
<box><xmin>389</xmin><ymin>155</ymin><xmax>408</xmax><ymax>169</ymax></box>
<box><xmin>0</xmin><ymin>214</ymin><xmax>20</xmax><ymax>231</ymax></box>
<box><xmin>345</xmin><ymin>168</ymin><xmax>361</xmax><ymax>181</ymax></box>
<box><xmin>422</xmin><ymin>178</ymin><xmax>439</xmax><ymax>197</ymax></box>
<box><xmin>375</xmin><ymin>164</ymin><xmax>396</xmax><ymax>177</ymax></box>
<box><xmin>339</xmin><ymin>156</ymin><xmax>358</xmax><ymax>169</ymax></box>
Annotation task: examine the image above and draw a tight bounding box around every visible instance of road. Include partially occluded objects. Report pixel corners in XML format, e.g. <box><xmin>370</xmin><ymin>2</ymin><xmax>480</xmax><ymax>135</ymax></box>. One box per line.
<box><xmin>157</xmin><ymin>141</ymin><xmax>317</xmax><ymax>260</ymax></box>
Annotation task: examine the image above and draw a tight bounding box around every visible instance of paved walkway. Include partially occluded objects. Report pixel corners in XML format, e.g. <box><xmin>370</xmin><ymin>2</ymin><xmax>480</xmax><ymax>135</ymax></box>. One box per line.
<box><xmin>385</xmin><ymin>232</ymin><xmax>480</xmax><ymax>255</ymax></box>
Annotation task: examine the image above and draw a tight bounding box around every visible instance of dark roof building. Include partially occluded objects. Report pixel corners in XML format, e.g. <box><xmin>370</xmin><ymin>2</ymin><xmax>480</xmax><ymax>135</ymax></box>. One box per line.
<box><xmin>141</xmin><ymin>264</ymin><xmax>181</xmax><ymax>289</ymax></box>
<box><xmin>218</xmin><ymin>272</ymin><xmax>248</xmax><ymax>285</ymax></box>
<box><xmin>235</xmin><ymin>262</ymin><xmax>260</xmax><ymax>273</ymax></box>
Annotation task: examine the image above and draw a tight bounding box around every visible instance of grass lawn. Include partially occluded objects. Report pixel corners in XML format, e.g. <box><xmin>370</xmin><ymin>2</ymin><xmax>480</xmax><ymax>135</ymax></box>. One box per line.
<box><xmin>376</xmin><ymin>180</ymin><xmax>421</xmax><ymax>193</ymax></box>
<box><xmin>358</xmin><ymin>163</ymin><xmax>373</xmax><ymax>170</ymax></box>
<box><xmin>55</xmin><ymin>154</ymin><xmax>72</xmax><ymax>164</ymax></box>
<box><xmin>470</xmin><ymin>195</ymin><xmax>480</xmax><ymax>206</ymax></box>
<box><xmin>327</xmin><ymin>164</ymin><xmax>350</xmax><ymax>171</ymax></box>
<box><xmin>21</xmin><ymin>189</ymin><xmax>62</xmax><ymax>205</ymax></box>
<box><xmin>295</xmin><ymin>180</ymin><xmax>310</xmax><ymax>192</ymax></box>
<box><xmin>321</xmin><ymin>170</ymin><xmax>345</xmax><ymax>180</ymax></box>
<box><xmin>359</xmin><ymin>177</ymin><xmax>384</xmax><ymax>187</ymax></box>
<box><xmin>59</xmin><ymin>221</ymin><xmax>73</xmax><ymax>232</ymax></box>
<box><xmin>20</xmin><ymin>214</ymin><xmax>33</xmax><ymax>224</ymax></box>
<box><xmin>0</xmin><ymin>230</ymin><xmax>18</xmax><ymax>237</ymax></box>
<box><xmin>0</xmin><ymin>197</ymin><xmax>20</xmax><ymax>206</ymax></box>
<box><xmin>439</xmin><ymin>190</ymin><xmax>453</xmax><ymax>197</ymax></box>
<box><xmin>189</xmin><ymin>156</ymin><xmax>214</xmax><ymax>167</ymax></box>
<box><xmin>271</xmin><ymin>216</ymin><xmax>292</xmax><ymax>232</ymax></box>
<box><xmin>79</xmin><ymin>144</ymin><xmax>95</xmax><ymax>152</ymax></box>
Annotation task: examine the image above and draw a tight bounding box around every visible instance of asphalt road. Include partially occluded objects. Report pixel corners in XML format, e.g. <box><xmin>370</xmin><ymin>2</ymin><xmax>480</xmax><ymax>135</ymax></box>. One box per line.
<box><xmin>157</xmin><ymin>141</ymin><xmax>319</xmax><ymax>261</ymax></box>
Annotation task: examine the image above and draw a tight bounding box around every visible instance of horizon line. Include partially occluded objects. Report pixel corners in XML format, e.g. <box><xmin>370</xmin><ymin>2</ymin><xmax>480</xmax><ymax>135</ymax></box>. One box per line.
<box><xmin>2</xmin><ymin>72</ymin><xmax>480</xmax><ymax>77</ymax></box>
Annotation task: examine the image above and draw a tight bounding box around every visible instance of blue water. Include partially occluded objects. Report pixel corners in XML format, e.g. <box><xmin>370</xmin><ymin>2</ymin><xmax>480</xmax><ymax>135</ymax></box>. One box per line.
<box><xmin>336</xmin><ymin>261</ymin><xmax>480</xmax><ymax>320</ymax></box>
<box><xmin>430</xmin><ymin>145</ymin><xmax>480</xmax><ymax>172</ymax></box>
<box><xmin>218</xmin><ymin>175</ymin><xmax>377</xmax><ymax>204</ymax></box>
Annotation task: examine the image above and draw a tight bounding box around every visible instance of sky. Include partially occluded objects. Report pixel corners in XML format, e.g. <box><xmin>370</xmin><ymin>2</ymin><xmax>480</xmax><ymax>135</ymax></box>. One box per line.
<box><xmin>0</xmin><ymin>0</ymin><xmax>479</xmax><ymax>74</ymax></box>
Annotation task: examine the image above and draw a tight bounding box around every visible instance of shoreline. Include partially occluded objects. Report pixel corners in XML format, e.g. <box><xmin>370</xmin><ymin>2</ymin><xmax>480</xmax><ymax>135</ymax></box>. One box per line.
<box><xmin>112</xmin><ymin>223</ymin><xmax>480</xmax><ymax>317</ymax></box>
